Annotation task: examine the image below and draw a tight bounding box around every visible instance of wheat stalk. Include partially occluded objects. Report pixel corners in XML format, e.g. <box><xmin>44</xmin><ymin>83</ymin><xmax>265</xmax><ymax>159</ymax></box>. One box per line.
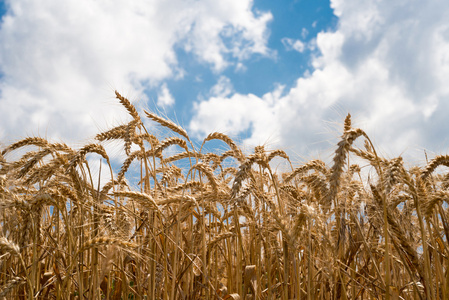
<box><xmin>145</xmin><ymin>110</ymin><xmax>189</xmax><ymax>141</ymax></box>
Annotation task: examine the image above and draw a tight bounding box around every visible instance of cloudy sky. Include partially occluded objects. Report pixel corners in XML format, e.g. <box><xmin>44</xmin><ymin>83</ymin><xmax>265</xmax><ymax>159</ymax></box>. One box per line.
<box><xmin>1</xmin><ymin>0</ymin><xmax>449</xmax><ymax>162</ymax></box>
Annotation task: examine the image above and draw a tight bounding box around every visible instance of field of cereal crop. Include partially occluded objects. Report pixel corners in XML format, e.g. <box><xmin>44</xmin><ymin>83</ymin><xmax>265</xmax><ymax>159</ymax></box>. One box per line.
<box><xmin>1</xmin><ymin>92</ymin><xmax>448</xmax><ymax>299</ymax></box>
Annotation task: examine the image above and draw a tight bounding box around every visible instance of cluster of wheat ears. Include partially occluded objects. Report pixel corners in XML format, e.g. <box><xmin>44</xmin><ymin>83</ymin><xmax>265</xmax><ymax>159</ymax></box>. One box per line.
<box><xmin>0</xmin><ymin>91</ymin><xmax>448</xmax><ymax>299</ymax></box>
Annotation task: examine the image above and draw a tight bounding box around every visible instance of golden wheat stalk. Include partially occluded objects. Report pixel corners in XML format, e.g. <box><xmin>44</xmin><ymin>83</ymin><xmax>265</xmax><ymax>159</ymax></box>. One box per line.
<box><xmin>145</xmin><ymin>110</ymin><xmax>189</xmax><ymax>141</ymax></box>
<box><xmin>115</xmin><ymin>91</ymin><xmax>141</xmax><ymax>123</ymax></box>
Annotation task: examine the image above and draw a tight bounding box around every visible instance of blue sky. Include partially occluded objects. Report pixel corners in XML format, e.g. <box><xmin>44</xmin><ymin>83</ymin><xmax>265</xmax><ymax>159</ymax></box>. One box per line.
<box><xmin>1</xmin><ymin>0</ymin><xmax>449</xmax><ymax>164</ymax></box>
<box><xmin>159</xmin><ymin>0</ymin><xmax>337</xmax><ymax>124</ymax></box>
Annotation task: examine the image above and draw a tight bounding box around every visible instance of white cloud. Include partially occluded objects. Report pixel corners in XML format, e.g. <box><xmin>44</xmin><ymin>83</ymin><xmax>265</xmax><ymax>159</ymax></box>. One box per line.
<box><xmin>301</xmin><ymin>28</ymin><xmax>309</xmax><ymax>39</ymax></box>
<box><xmin>178</xmin><ymin>1</ymin><xmax>273</xmax><ymax>71</ymax></box>
<box><xmin>157</xmin><ymin>83</ymin><xmax>175</xmax><ymax>107</ymax></box>
<box><xmin>281</xmin><ymin>37</ymin><xmax>305</xmax><ymax>53</ymax></box>
<box><xmin>190</xmin><ymin>84</ymin><xmax>285</xmax><ymax>147</ymax></box>
<box><xmin>190</xmin><ymin>92</ymin><xmax>278</xmax><ymax>147</ymax></box>
<box><xmin>190</xmin><ymin>0</ymin><xmax>449</xmax><ymax>159</ymax></box>
<box><xmin>0</xmin><ymin>0</ymin><xmax>272</xmax><ymax>143</ymax></box>
<box><xmin>210</xmin><ymin>76</ymin><xmax>233</xmax><ymax>97</ymax></box>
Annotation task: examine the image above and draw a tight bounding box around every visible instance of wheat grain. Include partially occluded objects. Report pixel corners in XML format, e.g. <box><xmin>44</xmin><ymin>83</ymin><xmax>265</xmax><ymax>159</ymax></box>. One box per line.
<box><xmin>145</xmin><ymin>110</ymin><xmax>189</xmax><ymax>141</ymax></box>
<box><xmin>203</xmin><ymin>132</ymin><xmax>244</xmax><ymax>161</ymax></box>
<box><xmin>267</xmin><ymin>149</ymin><xmax>290</xmax><ymax>163</ymax></box>
<box><xmin>329</xmin><ymin>127</ymin><xmax>367</xmax><ymax>204</ymax></box>
<box><xmin>0</xmin><ymin>237</ymin><xmax>20</xmax><ymax>255</ymax></box>
<box><xmin>1</xmin><ymin>137</ymin><xmax>49</xmax><ymax>156</ymax></box>
<box><xmin>154</xmin><ymin>137</ymin><xmax>188</xmax><ymax>156</ymax></box>
<box><xmin>80</xmin><ymin>236</ymin><xmax>137</xmax><ymax>252</ymax></box>
<box><xmin>191</xmin><ymin>163</ymin><xmax>219</xmax><ymax>194</ymax></box>
<box><xmin>284</xmin><ymin>159</ymin><xmax>327</xmax><ymax>183</ymax></box>
<box><xmin>96</xmin><ymin>124</ymin><xmax>128</xmax><ymax>141</ymax></box>
<box><xmin>67</xmin><ymin>143</ymin><xmax>110</xmax><ymax>170</ymax></box>
<box><xmin>115</xmin><ymin>91</ymin><xmax>141</xmax><ymax>123</ymax></box>
<box><xmin>0</xmin><ymin>277</ymin><xmax>25</xmax><ymax>298</ymax></box>
<box><xmin>421</xmin><ymin>155</ymin><xmax>449</xmax><ymax>180</ymax></box>
<box><xmin>113</xmin><ymin>191</ymin><xmax>161</xmax><ymax>213</ymax></box>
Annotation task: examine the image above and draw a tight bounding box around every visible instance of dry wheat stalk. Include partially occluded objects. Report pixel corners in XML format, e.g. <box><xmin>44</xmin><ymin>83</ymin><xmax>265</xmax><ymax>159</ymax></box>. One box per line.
<box><xmin>1</xmin><ymin>137</ymin><xmax>50</xmax><ymax>156</ymax></box>
<box><xmin>231</xmin><ymin>155</ymin><xmax>259</xmax><ymax>198</ymax></box>
<box><xmin>191</xmin><ymin>163</ymin><xmax>219</xmax><ymax>194</ymax></box>
<box><xmin>162</xmin><ymin>151</ymin><xmax>192</xmax><ymax>164</ymax></box>
<box><xmin>203</xmin><ymin>132</ymin><xmax>244</xmax><ymax>161</ymax></box>
<box><xmin>423</xmin><ymin>190</ymin><xmax>449</xmax><ymax>217</ymax></box>
<box><xmin>117</xmin><ymin>150</ymin><xmax>141</xmax><ymax>183</ymax></box>
<box><xmin>145</xmin><ymin>110</ymin><xmax>189</xmax><ymax>141</ymax></box>
<box><xmin>329</xmin><ymin>126</ymin><xmax>367</xmax><ymax>204</ymax></box>
<box><xmin>421</xmin><ymin>154</ymin><xmax>449</xmax><ymax>180</ymax></box>
<box><xmin>284</xmin><ymin>159</ymin><xmax>327</xmax><ymax>183</ymax></box>
<box><xmin>67</xmin><ymin>143</ymin><xmax>110</xmax><ymax>170</ymax></box>
<box><xmin>154</xmin><ymin>137</ymin><xmax>188</xmax><ymax>156</ymax></box>
<box><xmin>115</xmin><ymin>91</ymin><xmax>141</xmax><ymax>123</ymax></box>
<box><xmin>0</xmin><ymin>237</ymin><xmax>20</xmax><ymax>255</ymax></box>
<box><xmin>267</xmin><ymin>149</ymin><xmax>290</xmax><ymax>163</ymax></box>
<box><xmin>161</xmin><ymin>165</ymin><xmax>182</xmax><ymax>185</ymax></box>
<box><xmin>0</xmin><ymin>277</ymin><xmax>25</xmax><ymax>298</ymax></box>
<box><xmin>166</xmin><ymin>181</ymin><xmax>205</xmax><ymax>193</ymax></box>
<box><xmin>23</xmin><ymin>155</ymin><xmax>67</xmax><ymax>185</ymax></box>
<box><xmin>113</xmin><ymin>191</ymin><xmax>161</xmax><ymax>213</ymax></box>
<box><xmin>96</xmin><ymin>124</ymin><xmax>128</xmax><ymax>141</ymax></box>
<box><xmin>370</xmin><ymin>184</ymin><xmax>424</xmax><ymax>280</ymax></box>
<box><xmin>80</xmin><ymin>236</ymin><xmax>137</xmax><ymax>252</ymax></box>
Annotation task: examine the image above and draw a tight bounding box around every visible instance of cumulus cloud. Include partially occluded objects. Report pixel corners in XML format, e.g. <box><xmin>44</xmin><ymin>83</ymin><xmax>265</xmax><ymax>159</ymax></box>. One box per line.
<box><xmin>0</xmin><ymin>0</ymin><xmax>272</xmax><ymax>143</ymax></box>
<box><xmin>190</xmin><ymin>0</ymin><xmax>449</xmax><ymax>159</ymax></box>
<box><xmin>190</xmin><ymin>85</ymin><xmax>285</xmax><ymax>147</ymax></box>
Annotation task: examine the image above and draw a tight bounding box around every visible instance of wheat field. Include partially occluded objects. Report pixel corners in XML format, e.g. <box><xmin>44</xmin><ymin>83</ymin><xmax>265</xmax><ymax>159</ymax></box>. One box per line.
<box><xmin>0</xmin><ymin>91</ymin><xmax>448</xmax><ymax>299</ymax></box>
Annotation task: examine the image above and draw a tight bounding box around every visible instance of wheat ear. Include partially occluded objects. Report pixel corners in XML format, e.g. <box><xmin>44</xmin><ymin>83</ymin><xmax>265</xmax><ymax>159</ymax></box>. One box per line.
<box><xmin>202</xmin><ymin>132</ymin><xmax>243</xmax><ymax>161</ymax></box>
<box><xmin>145</xmin><ymin>110</ymin><xmax>189</xmax><ymax>141</ymax></box>
<box><xmin>115</xmin><ymin>91</ymin><xmax>141</xmax><ymax>123</ymax></box>
<box><xmin>421</xmin><ymin>155</ymin><xmax>449</xmax><ymax>180</ymax></box>
<box><xmin>2</xmin><ymin>137</ymin><xmax>50</xmax><ymax>155</ymax></box>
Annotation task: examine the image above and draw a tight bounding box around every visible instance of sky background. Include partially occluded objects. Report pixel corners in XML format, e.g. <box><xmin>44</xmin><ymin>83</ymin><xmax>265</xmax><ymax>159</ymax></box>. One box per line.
<box><xmin>1</xmin><ymin>0</ymin><xmax>449</xmax><ymax>165</ymax></box>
